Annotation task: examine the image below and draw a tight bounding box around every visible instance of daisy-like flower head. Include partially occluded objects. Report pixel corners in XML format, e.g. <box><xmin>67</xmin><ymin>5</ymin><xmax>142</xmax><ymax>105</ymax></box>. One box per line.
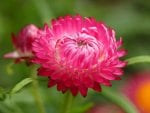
<box><xmin>4</xmin><ymin>24</ymin><xmax>39</xmax><ymax>63</ymax></box>
<box><xmin>123</xmin><ymin>71</ymin><xmax>150</xmax><ymax>113</ymax></box>
<box><xmin>32</xmin><ymin>15</ymin><xmax>127</xmax><ymax>96</ymax></box>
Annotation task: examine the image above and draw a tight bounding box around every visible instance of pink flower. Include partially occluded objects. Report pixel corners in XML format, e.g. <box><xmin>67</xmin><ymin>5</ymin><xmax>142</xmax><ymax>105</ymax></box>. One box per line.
<box><xmin>122</xmin><ymin>71</ymin><xmax>150</xmax><ymax>113</ymax></box>
<box><xmin>32</xmin><ymin>15</ymin><xmax>127</xmax><ymax>96</ymax></box>
<box><xmin>4</xmin><ymin>24</ymin><xmax>39</xmax><ymax>63</ymax></box>
<box><xmin>86</xmin><ymin>104</ymin><xmax>124</xmax><ymax>113</ymax></box>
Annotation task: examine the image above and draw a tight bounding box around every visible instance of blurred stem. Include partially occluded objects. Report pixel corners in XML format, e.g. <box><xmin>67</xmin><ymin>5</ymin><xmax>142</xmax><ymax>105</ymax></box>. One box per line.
<box><xmin>30</xmin><ymin>66</ymin><xmax>47</xmax><ymax>113</ymax></box>
<box><xmin>126</xmin><ymin>55</ymin><xmax>150</xmax><ymax>65</ymax></box>
<box><xmin>62</xmin><ymin>93</ymin><xmax>74</xmax><ymax>113</ymax></box>
<box><xmin>100</xmin><ymin>87</ymin><xmax>138</xmax><ymax>113</ymax></box>
<box><xmin>31</xmin><ymin>0</ymin><xmax>54</xmax><ymax>23</ymax></box>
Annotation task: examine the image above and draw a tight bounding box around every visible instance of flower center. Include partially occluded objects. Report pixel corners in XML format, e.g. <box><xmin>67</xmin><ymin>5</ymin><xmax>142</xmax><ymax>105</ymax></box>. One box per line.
<box><xmin>135</xmin><ymin>81</ymin><xmax>150</xmax><ymax>112</ymax></box>
<box><xmin>77</xmin><ymin>40</ymin><xmax>87</xmax><ymax>46</ymax></box>
<box><xmin>55</xmin><ymin>33</ymin><xmax>102</xmax><ymax>70</ymax></box>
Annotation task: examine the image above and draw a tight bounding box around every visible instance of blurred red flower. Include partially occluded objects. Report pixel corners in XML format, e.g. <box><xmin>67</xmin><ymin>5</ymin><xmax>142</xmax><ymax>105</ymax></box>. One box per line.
<box><xmin>123</xmin><ymin>71</ymin><xmax>150</xmax><ymax>113</ymax></box>
<box><xmin>86</xmin><ymin>104</ymin><xmax>124</xmax><ymax>113</ymax></box>
<box><xmin>4</xmin><ymin>24</ymin><xmax>39</xmax><ymax>63</ymax></box>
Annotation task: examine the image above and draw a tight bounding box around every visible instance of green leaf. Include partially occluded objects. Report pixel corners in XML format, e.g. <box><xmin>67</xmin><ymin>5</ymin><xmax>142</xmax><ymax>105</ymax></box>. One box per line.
<box><xmin>10</xmin><ymin>78</ymin><xmax>34</xmax><ymax>95</ymax></box>
<box><xmin>100</xmin><ymin>87</ymin><xmax>138</xmax><ymax>113</ymax></box>
<box><xmin>0</xmin><ymin>87</ymin><xmax>6</xmax><ymax>101</ymax></box>
<box><xmin>0</xmin><ymin>102</ymin><xmax>13</xmax><ymax>113</ymax></box>
<box><xmin>126</xmin><ymin>55</ymin><xmax>150</xmax><ymax>65</ymax></box>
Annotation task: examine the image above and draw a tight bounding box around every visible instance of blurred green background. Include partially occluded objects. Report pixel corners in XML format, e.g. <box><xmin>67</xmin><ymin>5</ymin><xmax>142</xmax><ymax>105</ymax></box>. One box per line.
<box><xmin>0</xmin><ymin>0</ymin><xmax>150</xmax><ymax>113</ymax></box>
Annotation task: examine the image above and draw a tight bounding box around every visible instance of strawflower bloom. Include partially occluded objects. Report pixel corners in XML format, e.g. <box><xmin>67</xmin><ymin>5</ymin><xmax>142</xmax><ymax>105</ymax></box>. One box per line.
<box><xmin>32</xmin><ymin>15</ymin><xmax>127</xmax><ymax>96</ymax></box>
<box><xmin>123</xmin><ymin>71</ymin><xmax>150</xmax><ymax>113</ymax></box>
<box><xmin>4</xmin><ymin>24</ymin><xmax>39</xmax><ymax>63</ymax></box>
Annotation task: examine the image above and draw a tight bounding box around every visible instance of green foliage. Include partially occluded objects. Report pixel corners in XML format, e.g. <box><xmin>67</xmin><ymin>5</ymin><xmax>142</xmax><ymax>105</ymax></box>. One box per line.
<box><xmin>100</xmin><ymin>87</ymin><xmax>138</xmax><ymax>113</ymax></box>
<box><xmin>0</xmin><ymin>87</ymin><xmax>6</xmax><ymax>101</ymax></box>
<box><xmin>10</xmin><ymin>78</ymin><xmax>33</xmax><ymax>95</ymax></box>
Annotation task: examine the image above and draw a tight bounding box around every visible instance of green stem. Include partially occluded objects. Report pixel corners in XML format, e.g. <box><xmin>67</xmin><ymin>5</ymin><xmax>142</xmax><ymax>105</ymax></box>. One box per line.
<box><xmin>62</xmin><ymin>93</ymin><xmax>74</xmax><ymax>113</ymax></box>
<box><xmin>30</xmin><ymin>66</ymin><xmax>47</xmax><ymax>113</ymax></box>
<box><xmin>126</xmin><ymin>55</ymin><xmax>150</xmax><ymax>65</ymax></box>
<box><xmin>100</xmin><ymin>87</ymin><xmax>138</xmax><ymax>113</ymax></box>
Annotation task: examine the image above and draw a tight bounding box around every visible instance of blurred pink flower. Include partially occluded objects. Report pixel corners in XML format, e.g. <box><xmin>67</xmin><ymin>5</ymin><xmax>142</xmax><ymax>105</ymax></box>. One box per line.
<box><xmin>123</xmin><ymin>71</ymin><xmax>150</xmax><ymax>113</ymax></box>
<box><xmin>32</xmin><ymin>15</ymin><xmax>127</xmax><ymax>96</ymax></box>
<box><xmin>4</xmin><ymin>24</ymin><xmax>39</xmax><ymax>63</ymax></box>
<box><xmin>86</xmin><ymin>104</ymin><xmax>124</xmax><ymax>113</ymax></box>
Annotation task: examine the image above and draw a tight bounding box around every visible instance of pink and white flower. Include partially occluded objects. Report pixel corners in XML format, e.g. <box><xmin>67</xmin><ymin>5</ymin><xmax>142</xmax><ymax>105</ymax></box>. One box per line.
<box><xmin>32</xmin><ymin>15</ymin><xmax>127</xmax><ymax>96</ymax></box>
<box><xmin>4</xmin><ymin>24</ymin><xmax>39</xmax><ymax>63</ymax></box>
